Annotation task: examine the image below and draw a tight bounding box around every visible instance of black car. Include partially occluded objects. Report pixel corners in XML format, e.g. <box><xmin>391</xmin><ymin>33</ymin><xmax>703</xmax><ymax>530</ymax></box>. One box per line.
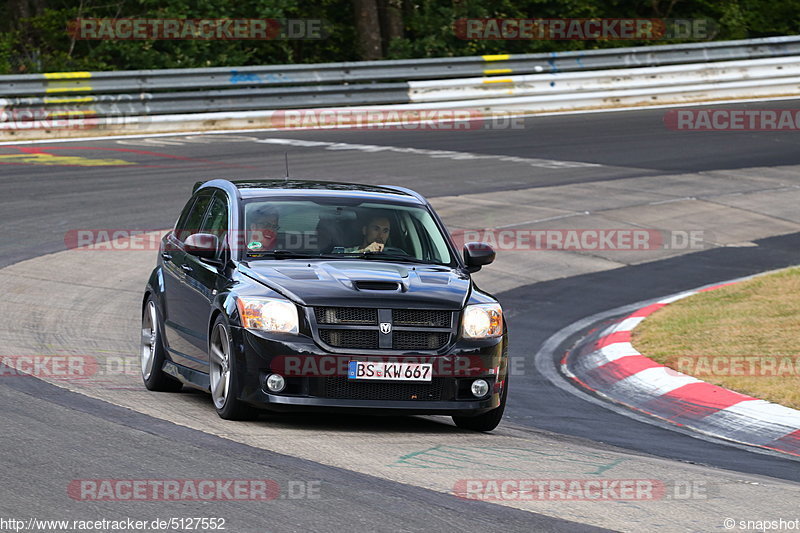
<box><xmin>141</xmin><ymin>179</ymin><xmax>508</xmax><ymax>431</ymax></box>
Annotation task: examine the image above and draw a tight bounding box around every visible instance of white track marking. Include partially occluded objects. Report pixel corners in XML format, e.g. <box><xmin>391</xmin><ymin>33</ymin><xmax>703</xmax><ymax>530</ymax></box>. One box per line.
<box><xmin>608</xmin><ymin>366</ymin><xmax>704</xmax><ymax>397</ymax></box>
<box><xmin>720</xmin><ymin>400</ymin><xmax>800</xmax><ymax>429</ymax></box>
<box><xmin>255</xmin><ymin>137</ymin><xmax>601</xmax><ymax>169</ymax></box>
<box><xmin>114</xmin><ymin>135</ymin><xmax>261</xmax><ymax>147</ymax></box>
<box><xmin>613</xmin><ymin>316</ymin><xmax>646</xmax><ymax>332</ymax></box>
<box><xmin>598</xmin><ymin>342</ymin><xmax>642</xmax><ymax>362</ymax></box>
<box><xmin>657</xmin><ymin>291</ymin><xmax>698</xmax><ymax>304</ymax></box>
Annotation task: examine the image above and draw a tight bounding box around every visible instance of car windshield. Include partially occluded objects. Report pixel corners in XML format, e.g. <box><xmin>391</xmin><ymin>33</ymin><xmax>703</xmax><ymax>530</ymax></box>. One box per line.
<box><xmin>240</xmin><ymin>199</ymin><xmax>453</xmax><ymax>265</ymax></box>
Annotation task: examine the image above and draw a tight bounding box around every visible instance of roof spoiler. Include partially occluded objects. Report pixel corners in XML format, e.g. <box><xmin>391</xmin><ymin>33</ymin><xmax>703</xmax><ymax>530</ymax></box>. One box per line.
<box><xmin>378</xmin><ymin>184</ymin><xmax>425</xmax><ymax>202</ymax></box>
<box><xmin>192</xmin><ymin>181</ymin><xmax>206</xmax><ymax>193</ymax></box>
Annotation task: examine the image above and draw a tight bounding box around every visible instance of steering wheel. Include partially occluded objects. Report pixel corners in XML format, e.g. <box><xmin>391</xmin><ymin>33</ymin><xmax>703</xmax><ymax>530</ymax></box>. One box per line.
<box><xmin>382</xmin><ymin>246</ymin><xmax>408</xmax><ymax>255</ymax></box>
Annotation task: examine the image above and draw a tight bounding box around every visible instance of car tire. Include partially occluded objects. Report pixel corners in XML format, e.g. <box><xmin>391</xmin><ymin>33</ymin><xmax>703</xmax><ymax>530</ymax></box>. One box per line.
<box><xmin>141</xmin><ymin>296</ymin><xmax>183</xmax><ymax>392</ymax></box>
<box><xmin>452</xmin><ymin>378</ymin><xmax>508</xmax><ymax>432</ymax></box>
<box><xmin>209</xmin><ymin>315</ymin><xmax>257</xmax><ymax>421</ymax></box>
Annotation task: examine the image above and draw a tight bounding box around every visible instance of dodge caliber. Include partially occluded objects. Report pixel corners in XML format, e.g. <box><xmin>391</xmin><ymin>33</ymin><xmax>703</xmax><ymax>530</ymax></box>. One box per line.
<box><xmin>141</xmin><ymin>179</ymin><xmax>508</xmax><ymax>431</ymax></box>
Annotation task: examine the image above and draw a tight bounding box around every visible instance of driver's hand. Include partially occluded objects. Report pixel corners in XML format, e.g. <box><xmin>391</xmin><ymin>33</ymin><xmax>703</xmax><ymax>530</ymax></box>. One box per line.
<box><xmin>361</xmin><ymin>242</ymin><xmax>384</xmax><ymax>253</ymax></box>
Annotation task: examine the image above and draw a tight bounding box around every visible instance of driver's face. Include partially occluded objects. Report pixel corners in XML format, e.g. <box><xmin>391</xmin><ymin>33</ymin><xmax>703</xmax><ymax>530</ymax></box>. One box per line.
<box><xmin>363</xmin><ymin>217</ymin><xmax>390</xmax><ymax>244</ymax></box>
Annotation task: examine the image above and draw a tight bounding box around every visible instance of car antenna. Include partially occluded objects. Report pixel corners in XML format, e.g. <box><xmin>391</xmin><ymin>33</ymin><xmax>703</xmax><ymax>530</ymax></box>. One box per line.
<box><xmin>284</xmin><ymin>152</ymin><xmax>289</xmax><ymax>181</ymax></box>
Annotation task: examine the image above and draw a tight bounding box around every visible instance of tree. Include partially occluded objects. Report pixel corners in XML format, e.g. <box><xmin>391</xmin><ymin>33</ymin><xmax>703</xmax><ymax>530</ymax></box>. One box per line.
<box><xmin>352</xmin><ymin>0</ymin><xmax>382</xmax><ymax>60</ymax></box>
<box><xmin>379</xmin><ymin>0</ymin><xmax>403</xmax><ymax>55</ymax></box>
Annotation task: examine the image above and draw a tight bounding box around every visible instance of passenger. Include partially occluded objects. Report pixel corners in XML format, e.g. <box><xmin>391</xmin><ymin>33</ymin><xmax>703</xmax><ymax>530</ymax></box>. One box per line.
<box><xmin>246</xmin><ymin>205</ymin><xmax>280</xmax><ymax>251</ymax></box>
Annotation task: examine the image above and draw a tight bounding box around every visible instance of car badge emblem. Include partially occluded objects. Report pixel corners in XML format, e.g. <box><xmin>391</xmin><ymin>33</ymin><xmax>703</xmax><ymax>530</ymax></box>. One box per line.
<box><xmin>380</xmin><ymin>322</ymin><xmax>392</xmax><ymax>334</ymax></box>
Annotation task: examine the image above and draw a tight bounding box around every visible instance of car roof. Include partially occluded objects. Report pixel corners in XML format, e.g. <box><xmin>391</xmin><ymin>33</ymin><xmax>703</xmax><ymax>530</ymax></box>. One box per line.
<box><xmin>199</xmin><ymin>179</ymin><xmax>426</xmax><ymax>205</ymax></box>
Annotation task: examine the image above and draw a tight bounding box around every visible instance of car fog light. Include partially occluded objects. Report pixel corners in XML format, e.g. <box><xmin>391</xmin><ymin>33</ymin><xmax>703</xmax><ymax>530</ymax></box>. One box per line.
<box><xmin>266</xmin><ymin>374</ymin><xmax>286</xmax><ymax>393</ymax></box>
<box><xmin>471</xmin><ymin>379</ymin><xmax>490</xmax><ymax>398</ymax></box>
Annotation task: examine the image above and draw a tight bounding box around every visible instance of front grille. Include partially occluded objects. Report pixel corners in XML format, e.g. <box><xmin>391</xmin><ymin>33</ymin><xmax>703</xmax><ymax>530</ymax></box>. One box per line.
<box><xmin>393</xmin><ymin>309</ymin><xmax>451</xmax><ymax>328</ymax></box>
<box><xmin>314</xmin><ymin>307</ymin><xmax>453</xmax><ymax>351</ymax></box>
<box><xmin>315</xmin><ymin>307</ymin><xmax>377</xmax><ymax>325</ymax></box>
<box><xmin>393</xmin><ymin>331</ymin><xmax>450</xmax><ymax>350</ymax></box>
<box><xmin>323</xmin><ymin>376</ymin><xmax>444</xmax><ymax>401</ymax></box>
<box><xmin>319</xmin><ymin>329</ymin><xmax>379</xmax><ymax>349</ymax></box>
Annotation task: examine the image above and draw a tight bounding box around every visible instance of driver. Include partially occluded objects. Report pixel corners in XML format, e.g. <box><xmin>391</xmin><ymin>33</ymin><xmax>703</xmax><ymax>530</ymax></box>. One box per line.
<box><xmin>344</xmin><ymin>215</ymin><xmax>390</xmax><ymax>253</ymax></box>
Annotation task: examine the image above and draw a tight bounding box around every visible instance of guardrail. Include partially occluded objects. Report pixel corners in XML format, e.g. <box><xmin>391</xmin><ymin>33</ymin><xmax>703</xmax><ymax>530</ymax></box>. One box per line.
<box><xmin>407</xmin><ymin>56</ymin><xmax>800</xmax><ymax>111</ymax></box>
<box><xmin>1</xmin><ymin>35</ymin><xmax>799</xmax><ymax>136</ymax></box>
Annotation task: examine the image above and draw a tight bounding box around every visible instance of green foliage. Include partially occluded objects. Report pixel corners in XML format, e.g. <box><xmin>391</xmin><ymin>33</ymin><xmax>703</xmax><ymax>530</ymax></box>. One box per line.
<box><xmin>0</xmin><ymin>33</ymin><xmax>13</xmax><ymax>74</ymax></box>
<box><xmin>1</xmin><ymin>0</ymin><xmax>798</xmax><ymax>73</ymax></box>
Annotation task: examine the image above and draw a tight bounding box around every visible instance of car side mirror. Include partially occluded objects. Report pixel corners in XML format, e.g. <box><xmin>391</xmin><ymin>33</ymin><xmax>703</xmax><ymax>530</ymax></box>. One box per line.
<box><xmin>463</xmin><ymin>242</ymin><xmax>495</xmax><ymax>273</ymax></box>
<box><xmin>184</xmin><ymin>233</ymin><xmax>220</xmax><ymax>261</ymax></box>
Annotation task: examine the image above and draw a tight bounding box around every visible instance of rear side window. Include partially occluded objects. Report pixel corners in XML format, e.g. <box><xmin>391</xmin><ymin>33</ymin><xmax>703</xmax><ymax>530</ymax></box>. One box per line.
<box><xmin>175</xmin><ymin>192</ymin><xmax>212</xmax><ymax>242</ymax></box>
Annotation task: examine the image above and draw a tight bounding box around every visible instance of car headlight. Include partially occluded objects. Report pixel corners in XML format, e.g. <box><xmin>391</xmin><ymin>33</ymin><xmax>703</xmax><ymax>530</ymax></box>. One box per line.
<box><xmin>461</xmin><ymin>303</ymin><xmax>503</xmax><ymax>339</ymax></box>
<box><xmin>236</xmin><ymin>297</ymin><xmax>299</xmax><ymax>334</ymax></box>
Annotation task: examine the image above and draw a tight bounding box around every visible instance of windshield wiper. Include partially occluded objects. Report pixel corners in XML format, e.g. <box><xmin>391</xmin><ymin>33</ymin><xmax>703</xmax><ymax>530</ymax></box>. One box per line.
<box><xmin>337</xmin><ymin>252</ymin><xmax>445</xmax><ymax>265</ymax></box>
<box><xmin>246</xmin><ymin>250</ymin><xmax>446</xmax><ymax>265</ymax></box>
<box><xmin>245</xmin><ymin>250</ymin><xmax>320</xmax><ymax>259</ymax></box>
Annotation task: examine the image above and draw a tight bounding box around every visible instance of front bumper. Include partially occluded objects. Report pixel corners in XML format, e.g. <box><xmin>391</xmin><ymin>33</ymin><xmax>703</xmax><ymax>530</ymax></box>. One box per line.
<box><xmin>248</xmin><ymin>393</ymin><xmax>498</xmax><ymax>416</ymax></box>
<box><xmin>229</xmin><ymin>327</ymin><xmax>508</xmax><ymax>416</ymax></box>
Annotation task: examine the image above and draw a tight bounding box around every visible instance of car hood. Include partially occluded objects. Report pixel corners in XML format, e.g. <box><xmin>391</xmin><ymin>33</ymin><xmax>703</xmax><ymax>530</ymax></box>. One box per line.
<box><xmin>239</xmin><ymin>260</ymin><xmax>471</xmax><ymax>309</ymax></box>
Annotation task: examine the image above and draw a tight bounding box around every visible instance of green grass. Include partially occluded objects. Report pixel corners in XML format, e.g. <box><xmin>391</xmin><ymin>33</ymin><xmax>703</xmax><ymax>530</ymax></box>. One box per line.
<box><xmin>632</xmin><ymin>267</ymin><xmax>800</xmax><ymax>410</ymax></box>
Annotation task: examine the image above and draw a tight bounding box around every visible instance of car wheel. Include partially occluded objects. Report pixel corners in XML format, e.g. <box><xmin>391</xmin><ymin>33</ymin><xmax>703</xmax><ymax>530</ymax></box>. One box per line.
<box><xmin>141</xmin><ymin>296</ymin><xmax>183</xmax><ymax>392</ymax></box>
<box><xmin>452</xmin><ymin>378</ymin><xmax>508</xmax><ymax>432</ymax></box>
<box><xmin>209</xmin><ymin>316</ymin><xmax>257</xmax><ymax>420</ymax></box>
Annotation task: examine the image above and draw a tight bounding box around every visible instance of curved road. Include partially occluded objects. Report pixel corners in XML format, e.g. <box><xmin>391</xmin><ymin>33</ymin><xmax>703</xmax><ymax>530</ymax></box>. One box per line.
<box><xmin>2</xmin><ymin>101</ymin><xmax>800</xmax><ymax>532</ymax></box>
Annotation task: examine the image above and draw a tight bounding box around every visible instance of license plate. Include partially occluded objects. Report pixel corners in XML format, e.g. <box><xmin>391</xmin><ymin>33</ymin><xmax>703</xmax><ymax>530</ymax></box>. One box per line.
<box><xmin>348</xmin><ymin>361</ymin><xmax>432</xmax><ymax>382</ymax></box>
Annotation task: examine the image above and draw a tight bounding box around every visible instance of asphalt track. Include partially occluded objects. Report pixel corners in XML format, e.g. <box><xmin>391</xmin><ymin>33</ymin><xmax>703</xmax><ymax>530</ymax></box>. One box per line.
<box><xmin>2</xmin><ymin>100</ymin><xmax>800</xmax><ymax>532</ymax></box>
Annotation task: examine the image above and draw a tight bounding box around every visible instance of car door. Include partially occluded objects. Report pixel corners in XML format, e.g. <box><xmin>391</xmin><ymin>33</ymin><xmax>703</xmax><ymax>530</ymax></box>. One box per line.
<box><xmin>179</xmin><ymin>191</ymin><xmax>230</xmax><ymax>367</ymax></box>
<box><xmin>161</xmin><ymin>190</ymin><xmax>213</xmax><ymax>371</ymax></box>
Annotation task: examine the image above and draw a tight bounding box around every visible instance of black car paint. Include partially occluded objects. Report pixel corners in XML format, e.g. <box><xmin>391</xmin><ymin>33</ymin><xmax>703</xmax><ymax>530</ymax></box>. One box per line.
<box><xmin>144</xmin><ymin>179</ymin><xmax>508</xmax><ymax>415</ymax></box>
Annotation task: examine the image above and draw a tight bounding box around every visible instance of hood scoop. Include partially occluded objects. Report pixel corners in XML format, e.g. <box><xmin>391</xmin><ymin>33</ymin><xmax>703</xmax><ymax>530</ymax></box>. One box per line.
<box><xmin>353</xmin><ymin>280</ymin><xmax>401</xmax><ymax>291</ymax></box>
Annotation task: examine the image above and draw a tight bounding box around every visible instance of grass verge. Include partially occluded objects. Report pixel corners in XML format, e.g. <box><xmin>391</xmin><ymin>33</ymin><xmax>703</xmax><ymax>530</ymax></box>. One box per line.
<box><xmin>632</xmin><ymin>267</ymin><xmax>800</xmax><ymax>410</ymax></box>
